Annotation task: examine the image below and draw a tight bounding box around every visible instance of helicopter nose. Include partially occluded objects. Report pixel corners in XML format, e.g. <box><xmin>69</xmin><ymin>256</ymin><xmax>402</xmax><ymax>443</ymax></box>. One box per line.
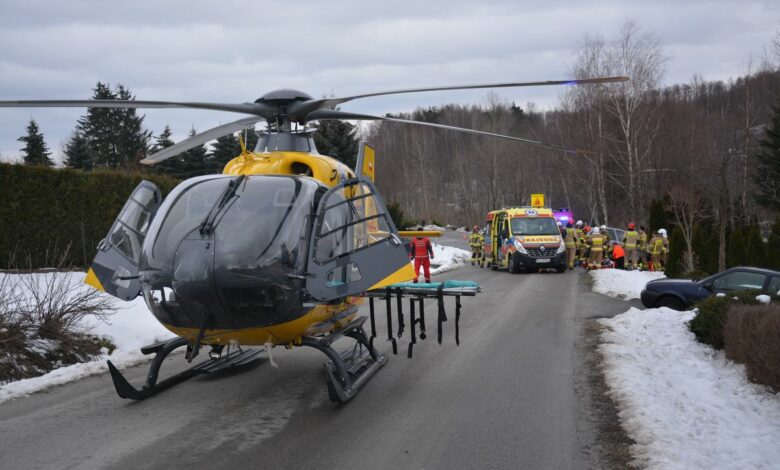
<box><xmin>171</xmin><ymin>237</ymin><xmax>224</xmax><ymax>318</ymax></box>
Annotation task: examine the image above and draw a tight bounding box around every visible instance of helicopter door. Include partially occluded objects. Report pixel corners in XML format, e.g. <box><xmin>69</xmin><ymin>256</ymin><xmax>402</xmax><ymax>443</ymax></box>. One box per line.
<box><xmin>86</xmin><ymin>181</ymin><xmax>162</xmax><ymax>301</ymax></box>
<box><xmin>307</xmin><ymin>178</ymin><xmax>415</xmax><ymax>301</ymax></box>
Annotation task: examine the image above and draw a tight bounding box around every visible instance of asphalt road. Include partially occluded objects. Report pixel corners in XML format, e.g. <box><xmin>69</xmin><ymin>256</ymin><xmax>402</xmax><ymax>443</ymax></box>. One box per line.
<box><xmin>0</xmin><ymin>231</ymin><xmax>636</xmax><ymax>469</ymax></box>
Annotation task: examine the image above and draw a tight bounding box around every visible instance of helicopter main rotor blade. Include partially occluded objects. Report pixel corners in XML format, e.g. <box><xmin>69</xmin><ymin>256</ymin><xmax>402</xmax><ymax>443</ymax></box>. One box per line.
<box><xmin>307</xmin><ymin>110</ymin><xmax>591</xmax><ymax>155</ymax></box>
<box><xmin>290</xmin><ymin>76</ymin><xmax>629</xmax><ymax>118</ymax></box>
<box><xmin>140</xmin><ymin>116</ymin><xmax>262</xmax><ymax>165</ymax></box>
<box><xmin>0</xmin><ymin>99</ymin><xmax>276</xmax><ymax>118</ymax></box>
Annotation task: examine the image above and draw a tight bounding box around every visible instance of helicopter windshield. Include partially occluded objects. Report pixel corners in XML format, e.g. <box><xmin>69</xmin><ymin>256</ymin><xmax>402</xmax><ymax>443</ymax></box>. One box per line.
<box><xmin>142</xmin><ymin>175</ymin><xmax>320</xmax><ymax>279</ymax></box>
<box><xmin>213</xmin><ymin>176</ymin><xmax>317</xmax><ymax>276</ymax></box>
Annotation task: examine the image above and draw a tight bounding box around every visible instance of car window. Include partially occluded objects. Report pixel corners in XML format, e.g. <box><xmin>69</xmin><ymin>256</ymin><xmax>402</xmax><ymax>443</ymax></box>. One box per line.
<box><xmin>769</xmin><ymin>276</ymin><xmax>780</xmax><ymax>296</ymax></box>
<box><xmin>712</xmin><ymin>271</ymin><xmax>766</xmax><ymax>291</ymax></box>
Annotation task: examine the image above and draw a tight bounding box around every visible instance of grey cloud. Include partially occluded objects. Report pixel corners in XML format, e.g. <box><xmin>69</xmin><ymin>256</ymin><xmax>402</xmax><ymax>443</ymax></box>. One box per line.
<box><xmin>0</xmin><ymin>0</ymin><xmax>777</xmax><ymax>159</ymax></box>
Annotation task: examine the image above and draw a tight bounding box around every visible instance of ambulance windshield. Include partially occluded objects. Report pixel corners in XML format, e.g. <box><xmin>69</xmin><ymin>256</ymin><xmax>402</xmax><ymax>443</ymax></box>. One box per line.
<box><xmin>511</xmin><ymin>217</ymin><xmax>559</xmax><ymax>236</ymax></box>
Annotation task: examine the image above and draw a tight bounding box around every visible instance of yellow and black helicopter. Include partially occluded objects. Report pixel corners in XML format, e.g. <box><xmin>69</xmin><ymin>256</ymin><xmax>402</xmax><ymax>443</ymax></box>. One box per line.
<box><xmin>0</xmin><ymin>76</ymin><xmax>626</xmax><ymax>402</ymax></box>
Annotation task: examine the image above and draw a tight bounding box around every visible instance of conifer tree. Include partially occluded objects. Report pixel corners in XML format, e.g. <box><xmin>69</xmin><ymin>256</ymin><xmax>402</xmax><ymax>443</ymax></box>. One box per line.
<box><xmin>77</xmin><ymin>82</ymin><xmax>150</xmax><ymax>169</ymax></box>
<box><xmin>18</xmin><ymin>119</ymin><xmax>53</xmax><ymax>166</ymax></box>
<box><xmin>64</xmin><ymin>130</ymin><xmax>92</xmax><ymax>170</ymax></box>
<box><xmin>767</xmin><ymin>216</ymin><xmax>780</xmax><ymax>270</ymax></box>
<box><xmin>149</xmin><ymin>125</ymin><xmax>180</xmax><ymax>175</ymax></box>
<box><xmin>208</xmin><ymin>133</ymin><xmax>241</xmax><ymax>172</ymax></box>
<box><xmin>77</xmin><ymin>82</ymin><xmax>116</xmax><ymax>168</ymax></box>
<box><xmin>180</xmin><ymin>128</ymin><xmax>210</xmax><ymax>177</ymax></box>
<box><xmin>727</xmin><ymin>226</ymin><xmax>746</xmax><ymax>268</ymax></box>
<box><xmin>692</xmin><ymin>223</ymin><xmax>717</xmax><ymax>274</ymax></box>
<box><xmin>666</xmin><ymin>226</ymin><xmax>686</xmax><ymax>277</ymax></box>
<box><xmin>314</xmin><ymin>119</ymin><xmax>358</xmax><ymax>168</ymax></box>
<box><xmin>754</xmin><ymin>102</ymin><xmax>780</xmax><ymax>211</ymax></box>
<box><xmin>114</xmin><ymin>84</ymin><xmax>151</xmax><ymax>168</ymax></box>
<box><xmin>743</xmin><ymin>222</ymin><xmax>767</xmax><ymax>268</ymax></box>
<box><xmin>648</xmin><ymin>199</ymin><xmax>668</xmax><ymax>234</ymax></box>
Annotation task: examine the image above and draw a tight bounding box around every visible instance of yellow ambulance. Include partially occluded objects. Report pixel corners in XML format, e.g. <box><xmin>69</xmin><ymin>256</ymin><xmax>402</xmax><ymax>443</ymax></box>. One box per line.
<box><xmin>482</xmin><ymin>207</ymin><xmax>566</xmax><ymax>273</ymax></box>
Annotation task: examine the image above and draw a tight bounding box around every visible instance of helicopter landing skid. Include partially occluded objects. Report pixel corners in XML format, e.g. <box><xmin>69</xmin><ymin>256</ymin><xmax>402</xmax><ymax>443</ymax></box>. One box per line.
<box><xmin>106</xmin><ymin>337</ymin><xmax>264</xmax><ymax>400</ymax></box>
<box><xmin>301</xmin><ymin>316</ymin><xmax>386</xmax><ymax>403</ymax></box>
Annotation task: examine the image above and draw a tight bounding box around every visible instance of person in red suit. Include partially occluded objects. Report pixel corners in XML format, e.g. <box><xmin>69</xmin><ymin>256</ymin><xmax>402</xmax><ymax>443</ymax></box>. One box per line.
<box><xmin>409</xmin><ymin>226</ymin><xmax>435</xmax><ymax>283</ymax></box>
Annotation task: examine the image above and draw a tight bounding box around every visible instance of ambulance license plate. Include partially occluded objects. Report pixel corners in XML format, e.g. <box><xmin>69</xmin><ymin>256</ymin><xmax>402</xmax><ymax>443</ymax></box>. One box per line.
<box><xmin>536</xmin><ymin>258</ymin><xmax>550</xmax><ymax>263</ymax></box>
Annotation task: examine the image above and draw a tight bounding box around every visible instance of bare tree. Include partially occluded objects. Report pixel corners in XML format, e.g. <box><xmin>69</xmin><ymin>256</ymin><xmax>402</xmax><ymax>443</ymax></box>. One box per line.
<box><xmin>667</xmin><ymin>185</ymin><xmax>706</xmax><ymax>273</ymax></box>
<box><xmin>604</xmin><ymin>20</ymin><xmax>668</xmax><ymax>219</ymax></box>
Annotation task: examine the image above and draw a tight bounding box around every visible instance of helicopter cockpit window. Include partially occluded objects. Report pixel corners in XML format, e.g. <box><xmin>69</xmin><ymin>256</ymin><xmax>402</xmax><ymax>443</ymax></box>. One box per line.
<box><xmin>314</xmin><ymin>182</ymin><xmax>392</xmax><ymax>264</ymax></box>
<box><xmin>326</xmin><ymin>262</ymin><xmax>362</xmax><ymax>287</ymax></box>
<box><xmin>149</xmin><ymin>178</ymin><xmax>231</xmax><ymax>266</ymax></box>
<box><xmin>109</xmin><ymin>185</ymin><xmax>159</xmax><ymax>261</ymax></box>
<box><xmin>214</xmin><ymin>176</ymin><xmax>318</xmax><ymax>274</ymax></box>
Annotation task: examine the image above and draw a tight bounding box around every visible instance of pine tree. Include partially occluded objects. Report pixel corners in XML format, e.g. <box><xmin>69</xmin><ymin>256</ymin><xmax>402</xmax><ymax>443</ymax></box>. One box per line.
<box><xmin>114</xmin><ymin>84</ymin><xmax>150</xmax><ymax>168</ymax></box>
<box><xmin>150</xmin><ymin>125</ymin><xmax>182</xmax><ymax>177</ymax></box>
<box><xmin>666</xmin><ymin>226</ymin><xmax>686</xmax><ymax>277</ymax></box>
<box><xmin>727</xmin><ymin>226</ymin><xmax>746</xmax><ymax>268</ymax></box>
<box><xmin>208</xmin><ymin>133</ymin><xmax>241</xmax><ymax>172</ymax></box>
<box><xmin>767</xmin><ymin>216</ymin><xmax>780</xmax><ymax>270</ymax></box>
<box><xmin>64</xmin><ymin>130</ymin><xmax>92</xmax><ymax>170</ymax></box>
<box><xmin>77</xmin><ymin>82</ymin><xmax>150</xmax><ymax>169</ymax></box>
<box><xmin>754</xmin><ymin>102</ymin><xmax>780</xmax><ymax>211</ymax></box>
<box><xmin>18</xmin><ymin>119</ymin><xmax>53</xmax><ymax>166</ymax></box>
<box><xmin>648</xmin><ymin>198</ymin><xmax>668</xmax><ymax>234</ymax></box>
<box><xmin>180</xmin><ymin>128</ymin><xmax>210</xmax><ymax>177</ymax></box>
<box><xmin>743</xmin><ymin>222</ymin><xmax>767</xmax><ymax>268</ymax></box>
<box><xmin>314</xmin><ymin>119</ymin><xmax>358</xmax><ymax>168</ymax></box>
<box><xmin>77</xmin><ymin>82</ymin><xmax>116</xmax><ymax>168</ymax></box>
<box><xmin>692</xmin><ymin>223</ymin><xmax>718</xmax><ymax>274</ymax></box>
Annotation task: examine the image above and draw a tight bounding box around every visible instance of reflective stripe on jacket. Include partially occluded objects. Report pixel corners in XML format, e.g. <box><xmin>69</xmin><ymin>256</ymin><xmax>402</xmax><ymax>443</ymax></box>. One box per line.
<box><xmin>624</xmin><ymin>230</ymin><xmax>638</xmax><ymax>248</ymax></box>
<box><xmin>412</xmin><ymin>237</ymin><xmax>433</xmax><ymax>258</ymax></box>
<box><xmin>564</xmin><ymin>228</ymin><xmax>577</xmax><ymax>247</ymax></box>
<box><xmin>589</xmin><ymin>235</ymin><xmax>604</xmax><ymax>252</ymax></box>
<box><xmin>638</xmin><ymin>232</ymin><xmax>648</xmax><ymax>250</ymax></box>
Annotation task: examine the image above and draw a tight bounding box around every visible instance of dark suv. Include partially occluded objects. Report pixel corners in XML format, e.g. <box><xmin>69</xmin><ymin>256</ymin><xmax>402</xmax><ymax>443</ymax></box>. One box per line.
<box><xmin>640</xmin><ymin>267</ymin><xmax>780</xmax><ymax>311</ymax></box>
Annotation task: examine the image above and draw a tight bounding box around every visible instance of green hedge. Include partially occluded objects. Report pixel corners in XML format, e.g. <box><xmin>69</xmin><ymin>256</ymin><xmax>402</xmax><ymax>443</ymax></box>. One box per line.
<box><xmin>689</xmin><ymin>289</ymin><xmax>762</xmax><ymax>349</ymax></box>
<box><xmin>0</xmin><ymin>163</ymin><xmax>179</xmax><ymax>269</ymax></box>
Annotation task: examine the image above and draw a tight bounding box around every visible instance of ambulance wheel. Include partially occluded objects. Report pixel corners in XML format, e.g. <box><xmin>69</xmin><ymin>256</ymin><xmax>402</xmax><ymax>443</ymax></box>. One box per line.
<box><xmin>555</xmin><ymin>263</ymin><xmax>566</xmax><ymax>273</ymax></box>
<box><xmin>509</xmin><ymin>254</ymin><xmax>522</xmax><ymax>274</ymax></box>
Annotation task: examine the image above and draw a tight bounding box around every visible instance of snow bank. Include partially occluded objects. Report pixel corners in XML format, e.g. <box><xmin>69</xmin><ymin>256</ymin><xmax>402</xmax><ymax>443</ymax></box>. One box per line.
<box><xmin>0</xmin><ymin>272</ymin><xmax>172</xmax><ymax>404</ymax></box>
<box><xmin>600</xmin><ymin>307</ymin><xmax>780</xmax><ymax>469</ymax></box>
<box><xmin>590</xmin><ymin>269</ymin><xmax>665</xmax><ymax>300</ymax></box>
<box><xmin>430</xmin><ymin>243</ymin><xmax>471</xmax><ymax>275</ymax></box>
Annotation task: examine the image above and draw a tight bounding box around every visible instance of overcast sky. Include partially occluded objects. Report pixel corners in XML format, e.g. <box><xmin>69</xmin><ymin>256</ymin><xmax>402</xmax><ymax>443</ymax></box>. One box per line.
<box><xmin>0</xmin><ymin>0</ymin><xmax>778</xmax><ymax>163</ymax></box>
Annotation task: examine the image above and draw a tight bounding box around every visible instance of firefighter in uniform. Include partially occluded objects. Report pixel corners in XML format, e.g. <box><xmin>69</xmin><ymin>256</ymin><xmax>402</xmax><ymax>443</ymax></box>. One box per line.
<box><xmin>563</xmin><ymin>221</ymin><xmax>577</xmax><ymax>270</ymax></box>
<box><xmin>659</xmin><ymin>228</ymin><xmax>669</xmax><ymax>267</ymax></box>
<box><xmin>638</xmin><ymin>226</ymin><xmax>648</xmax><ymax>270</ymax></box>
<box><xmin>600</xmin><ymin>225</ymin><xmax>612</xmax><ymax>258</ymax></box>
<box><xmin>576</xmin><ymin>221</ymin><xmax>587</xmax><ymax>265</ymax></box>
<box><xmin>588</xmin><ymin>226</ymin><xmax>605</xmax><ymax>268</ymax></box>
<box><xmin>469</xmin><ymin>225</ymin><xmax>482</xmax><ymax>266</ymax></box>
<box><xmin>623</xmin><ymin>223</ymin><xmax>639</xmax><ymax>270</ymax></box>
<box><xmin>648</xmin><ymin>230</ymin><xmax>664</xmax><ymax>272</ymax></box>
<box><xmin>410</xmin><ymin>227</ymin><xmax>435</xmax><ymax>283</ymax></box>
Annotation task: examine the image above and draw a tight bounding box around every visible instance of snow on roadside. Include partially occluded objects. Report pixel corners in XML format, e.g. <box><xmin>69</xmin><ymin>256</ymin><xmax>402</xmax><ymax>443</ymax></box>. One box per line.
<box><xmin>430</xmin><ymin>243</ymin><xmax>471</xmax><ymax>275</ymax></box>
<box><xmin>0</xmin><ymin>272</ymin><xmax>172</xmax><ymax>405</ymax></box>
<box><xmin>590</xmin><ymin>269</ymin><xmax>665</xmax><ymax>300</ymax></box>
<box><xmin>600</xmin><ymin>307</ymin><xmax>780</xmax><ymax>469</ymax></box>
